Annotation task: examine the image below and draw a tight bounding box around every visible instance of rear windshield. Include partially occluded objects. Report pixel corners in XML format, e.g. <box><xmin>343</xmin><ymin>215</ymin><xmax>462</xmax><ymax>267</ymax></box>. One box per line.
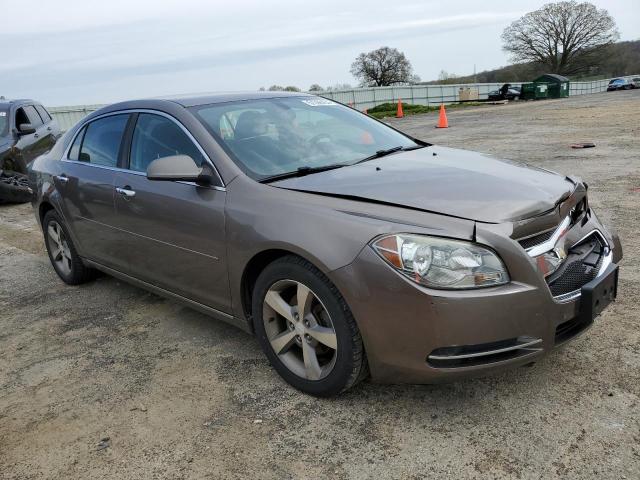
<box><xmin>0</xmin><ymin>107</ymin><xmax>8</xmax><ymax>137</ymax></box>
<box><xmin>191</xmin><ymin>96</ymin><xmax>418</xmax><ymax>180</ymax></box>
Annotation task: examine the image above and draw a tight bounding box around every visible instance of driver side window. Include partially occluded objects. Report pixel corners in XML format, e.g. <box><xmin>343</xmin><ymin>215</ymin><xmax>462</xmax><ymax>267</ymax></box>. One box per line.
<box><xmin>15</xmin><ymin>108</ymin><xmax>30</xmax><ymax>129</ymax></box>
<box><xmin>129</xmin><ymin>114</ymin><xmax>206</xmax><ymax>173</ymax></box>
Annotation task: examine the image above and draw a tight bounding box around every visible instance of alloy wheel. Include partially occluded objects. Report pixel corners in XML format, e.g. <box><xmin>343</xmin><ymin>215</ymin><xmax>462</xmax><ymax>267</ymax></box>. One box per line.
<box><xmin>47</xmin><ymin>220</ymin><xmax>72</xmax><ymax>276</ymax></box>
<box><xmin>262</xmin><ymin>279</ymin><xmax>338</xmax><ymax>380</ymax></box>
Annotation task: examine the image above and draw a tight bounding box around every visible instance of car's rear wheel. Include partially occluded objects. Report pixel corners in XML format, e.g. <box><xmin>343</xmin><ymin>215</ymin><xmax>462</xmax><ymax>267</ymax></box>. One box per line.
<box><xmin>252</xmin><ymin>255</ymin><xmax>368</xmax><ymax>396</ymax></box>
<box><xmin>43</xmin><ymin>210</ymin><xmax>97</xmax><ymax>285</ymax></box>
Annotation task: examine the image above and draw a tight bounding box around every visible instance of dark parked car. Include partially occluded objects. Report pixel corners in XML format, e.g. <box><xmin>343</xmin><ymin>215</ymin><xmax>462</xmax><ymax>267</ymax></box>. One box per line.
<box><xmin>606</xmin><ymin>78</ymin><xmax>633</xmax><ymax>91</ymax></box>
<box><xmin>487</xmin><ymin>83</ymin><xmax>521</xmax><ymax>101</ymax></box>
<box><xmin>0</xmin><ymin>99</ymin><xmax>60</xmax><ymax>174</ymax></box>
<box><xmin>29</xmin><ymin>92</ymin><xmax>622</xmax><ymax>396</ymax></box>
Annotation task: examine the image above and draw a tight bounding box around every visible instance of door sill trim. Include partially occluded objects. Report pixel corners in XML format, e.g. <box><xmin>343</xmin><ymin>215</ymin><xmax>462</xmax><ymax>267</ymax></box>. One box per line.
<box><xmin>83</xmin><ymin>258</ymin><xmax>251</xmax><ymax>333</ymax></box>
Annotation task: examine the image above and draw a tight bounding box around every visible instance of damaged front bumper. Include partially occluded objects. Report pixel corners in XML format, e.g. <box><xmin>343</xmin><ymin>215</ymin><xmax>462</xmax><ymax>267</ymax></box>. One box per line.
<box><xmin>329</xmin><ymin>194</ymin><xmax>622</xmax><ymax>384</ymax></box>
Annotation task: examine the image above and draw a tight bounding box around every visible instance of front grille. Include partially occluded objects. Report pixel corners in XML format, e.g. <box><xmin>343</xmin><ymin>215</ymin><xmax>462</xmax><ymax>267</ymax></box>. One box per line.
<box><xmin>517</xmin><ymin>200</ymin><xmax>589</xmax><ymax>251</ymax></box>
<box><xmin>518</xmin><ymin>229</ymin><xmax>555</xmax><ymax>250</ymax></box>
<box><xmin>547</xmin><ymin>234</ymin><xmax>604</xmax><ymax>298</ymax></box>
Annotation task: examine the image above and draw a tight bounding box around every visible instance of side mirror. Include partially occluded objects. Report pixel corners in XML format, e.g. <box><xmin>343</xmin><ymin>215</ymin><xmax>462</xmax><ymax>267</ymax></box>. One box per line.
<box><xmin>146</xmin><ymin>155</ymin><xmax>213</xmax><ymax>185</ymax></box>
<box><xmin>18</xmin><ymin>123</ymin><xmax>36</xmax><ymax>135</ymax></box>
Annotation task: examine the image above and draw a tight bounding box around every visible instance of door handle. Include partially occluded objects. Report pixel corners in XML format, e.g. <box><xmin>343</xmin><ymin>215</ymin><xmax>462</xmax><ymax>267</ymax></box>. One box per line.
<box><xmin>54</xmin><ymin>174</ymin><xmax>69</xmax><ymax>184</ymax></box>
<box><xmin>47</xmin><ymin>126</ymin><xmax>52</xmax><ymax>131</ymax></box>
<box><xmin>116</xmin><ymin>186</ymin><xmax>136</xmax><ymax>198</ymax></box>
<box><xmin>34</xmin><ymin>133</ymin><xmax>39</xmax><ymax>138</ymax></box>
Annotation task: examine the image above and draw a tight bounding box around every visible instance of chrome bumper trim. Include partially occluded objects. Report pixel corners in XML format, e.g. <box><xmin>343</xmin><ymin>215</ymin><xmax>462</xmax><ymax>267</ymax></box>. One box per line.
<box><xmin>428</xmin><ymin>337</ymin><xmax>543</xmax><ymax>361</ymax></box>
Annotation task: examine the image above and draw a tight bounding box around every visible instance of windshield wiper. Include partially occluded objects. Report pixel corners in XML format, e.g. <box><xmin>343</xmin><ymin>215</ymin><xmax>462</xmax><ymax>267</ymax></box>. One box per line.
<box><xmin>353</xmin><ymin>144</ymin><xmax>424</xmax><ymax>165</ymax></box>
<box><xmin>259</xmin><ymin>163</ymin><xmax>347</xmax><ymax>183</ymax></box>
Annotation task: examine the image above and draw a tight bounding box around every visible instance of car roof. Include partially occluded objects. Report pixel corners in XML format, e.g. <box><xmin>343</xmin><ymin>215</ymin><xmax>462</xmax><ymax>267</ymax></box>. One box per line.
<box><xmin>0</xmin><ymin>98</ymin><xmax>36</xmax><ymax>107</ymax></box>
<box><xmin>83</xmin><ymin>91</ymin><xmax>318</xmax><ymax>128</ymax></box>
<box><xmin>158</xmin><ymin>91</ymin><xmax>311</xmax><ymax>108</ymax></box>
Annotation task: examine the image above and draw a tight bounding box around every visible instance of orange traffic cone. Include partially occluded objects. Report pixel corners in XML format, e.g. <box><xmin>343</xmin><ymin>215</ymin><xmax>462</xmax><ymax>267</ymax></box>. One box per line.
<box><xmin>396</xmin><ymin>99</ymin><xmax>404</xmax><ymax>118</ymax></box>
<box><xmin>436</xmin><ymin>104</ymin><xmax>448</xmax><ymax>128</ymax></box>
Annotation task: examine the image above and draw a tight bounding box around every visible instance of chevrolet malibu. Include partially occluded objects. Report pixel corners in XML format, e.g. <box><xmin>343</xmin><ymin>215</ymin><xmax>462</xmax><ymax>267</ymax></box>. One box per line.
<box><xmin>29</xmin><ymin>92</ymin><xmax>622</xmax><ymax>396</ymax></box>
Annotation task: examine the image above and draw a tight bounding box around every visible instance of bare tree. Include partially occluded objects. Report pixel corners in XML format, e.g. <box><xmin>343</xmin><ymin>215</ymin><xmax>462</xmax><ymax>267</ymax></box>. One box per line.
<box><xmin>350</xmin><ymin>47</ymin><xmax>415</xmax><ymax>86</ymax></box>
<box><xmin>502</xmin><ymin>1</ymin><xmax>619</xmax><ymax>75</ymax></box>
<box><xmin>308</xmin><ymin>84</ymin><xmax>324</xmax><ymax>92</ymax></box>
<box><xmin>437</xmin><ymin>70</ymin><xmax>458</xmax><ymax>81</ymax></box>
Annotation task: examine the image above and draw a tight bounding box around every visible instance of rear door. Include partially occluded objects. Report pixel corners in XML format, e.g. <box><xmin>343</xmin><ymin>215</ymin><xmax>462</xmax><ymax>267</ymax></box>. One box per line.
<box><xmin>111</xmin><ymin>112</ymin><xmax>230</xmax><ymax>312</ymax></box>
<box><xmin>58</xmin><ymin>114</ymin><xmax>131</xmax><ymax>267</ymax></box>
<box><xmin>34</xmin><ymin>104</ymin><xmax>59</xmax><ymax>149</ymax></box>
<box><xmin>22</xmin><ymin>105</ymin><xmax>52</xmax><ymax>159</ymax></box>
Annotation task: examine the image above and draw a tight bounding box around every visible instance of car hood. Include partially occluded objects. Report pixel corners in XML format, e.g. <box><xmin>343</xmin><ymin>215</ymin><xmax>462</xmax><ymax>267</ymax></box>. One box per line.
<box><xmin>272</xmin><ymin>146</ymin><xmax>575</xmax><ymax>223</ymax></box>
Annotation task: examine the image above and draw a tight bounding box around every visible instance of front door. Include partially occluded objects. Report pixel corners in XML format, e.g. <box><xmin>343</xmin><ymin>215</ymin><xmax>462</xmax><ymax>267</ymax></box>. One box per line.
<box><xmin>13</xmin><ymin>106</ymin><xmax>50</xmax><ymax>172</ymax></box>
<box><xmin>112</xmin><ymin>112</ymin><xmax>230</xmax><ymax>313</ymax></box>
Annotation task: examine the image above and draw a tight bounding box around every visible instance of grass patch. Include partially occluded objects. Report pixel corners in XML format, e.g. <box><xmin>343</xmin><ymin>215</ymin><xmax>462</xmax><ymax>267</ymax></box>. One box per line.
<box><xmin>366</xmin><ymin>102</ymin><xmax>484</xmax><ymax>119</ymax></box>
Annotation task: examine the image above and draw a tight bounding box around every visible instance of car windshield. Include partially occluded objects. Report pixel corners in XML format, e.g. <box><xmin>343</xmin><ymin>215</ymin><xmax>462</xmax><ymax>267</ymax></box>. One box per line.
<box><xmin>191</xmin><ymin>96</ymin><xmax>419</xmax><ymax>180</ymax></box>
<box><xmin>0</xmin><ymin>107</ymin><xmax>8</xmax><ymax>137</ymax></box>
<box><xmin>610</xmin><ymin>79</ymin><xmax>624</xmax><ymax>84</ymax></box>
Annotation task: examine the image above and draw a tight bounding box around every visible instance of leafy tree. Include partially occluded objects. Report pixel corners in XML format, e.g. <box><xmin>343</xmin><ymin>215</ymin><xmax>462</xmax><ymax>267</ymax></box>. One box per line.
<box><xmin>350</xmin><ymin>47</ymin><xmax>415</xmax><ymax>86</ymax></box>
<box><xmin>283</xmin><ymin>86</ymin><xmax>301</xmax><ymax>92</ymax></box>
<box><xmin>502</xmin><ymin>1</ymin><xmax>619</xmax><ymax>75</ymax></box>
<box><xmin>308</xmin><ymin>84</ymin><xmax>324</xmax><ymax>92</ymax></box>
<box><xmin>267</xmin><ymin>85</ymin><xmax>285</xmax><ymax>91</ymax></box>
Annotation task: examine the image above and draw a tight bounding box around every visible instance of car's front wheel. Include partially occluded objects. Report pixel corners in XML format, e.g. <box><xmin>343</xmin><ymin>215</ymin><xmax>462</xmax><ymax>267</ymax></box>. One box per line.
<box><xmin>252</xmin><ymin>255</ymin><xmax>368</xmax><ymax>396</ymax></box>
<box><xmin>43</xmin><ymin>210</ymin><xmax>97</xmax><ymax>285</ymax></box>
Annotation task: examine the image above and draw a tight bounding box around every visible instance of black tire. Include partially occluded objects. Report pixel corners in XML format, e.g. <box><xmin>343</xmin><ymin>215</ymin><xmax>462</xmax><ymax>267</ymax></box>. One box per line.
<box><xmin>42</xmin><ymin>210</ymin><xmax>98</xmax><ymax>285</ymax></box>
<box><xmin>252</xmin><ymin>255</ymin><xmax>368</xmax><ymax>396</ymax></box>
<box><xmin>0</xmin><ymin>170</ymin><xmax>33</xmax><ymax>204</ymax></box>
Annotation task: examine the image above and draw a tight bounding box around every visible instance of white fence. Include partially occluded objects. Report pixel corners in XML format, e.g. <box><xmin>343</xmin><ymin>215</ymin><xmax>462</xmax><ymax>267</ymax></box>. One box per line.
<box><xmin>48</xmin><ymin>104</ymin><xmax>105</xmax><ymax>132</ymax></box>
<box><xmin>48</xmin><ymin>75</ymin><xmax>637</xmax><ymax>131</ymax></box>
<box><xmin>318</xmin><ymin>75</ymin><xmax>637</xmax><ymax>110</ymax></box>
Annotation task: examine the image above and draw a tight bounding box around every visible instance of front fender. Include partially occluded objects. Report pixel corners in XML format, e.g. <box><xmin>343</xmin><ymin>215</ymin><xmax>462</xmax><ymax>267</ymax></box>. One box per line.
<box><xmin>224</xmin><ymin>175</ymin><xmax>475</xmax><ymax>319</ymax></box>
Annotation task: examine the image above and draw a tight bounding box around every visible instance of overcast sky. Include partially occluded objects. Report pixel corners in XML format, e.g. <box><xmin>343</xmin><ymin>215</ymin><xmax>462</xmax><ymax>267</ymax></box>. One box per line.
<box><xmin>1</xmin><ymin>0</ymin><xmax>638</xmax><ymax>106</ymax></box>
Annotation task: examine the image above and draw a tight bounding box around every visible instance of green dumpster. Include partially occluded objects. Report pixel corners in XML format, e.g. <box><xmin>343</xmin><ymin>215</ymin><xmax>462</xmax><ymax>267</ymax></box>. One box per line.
<box><xmin>521</xmin><ymin>82</ymin><xmax>549</xmax><ymax>100</ymax></box>
<box><xmin>533</xmin><ymin>74</ymin><xmax>570</xmax><ymax>98</ymax></box>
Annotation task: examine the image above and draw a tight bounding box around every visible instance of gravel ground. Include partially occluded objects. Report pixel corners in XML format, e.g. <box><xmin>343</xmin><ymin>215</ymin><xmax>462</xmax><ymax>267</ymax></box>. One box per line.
<box><xmin>1</xmin><ymin>91</ymin><xmax>639</xmax><ymax>479</ymax></box>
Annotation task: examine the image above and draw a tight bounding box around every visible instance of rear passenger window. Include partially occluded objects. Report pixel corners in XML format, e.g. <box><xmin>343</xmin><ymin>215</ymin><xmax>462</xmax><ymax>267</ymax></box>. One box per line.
<box><xmin>78</xmin><ymin>115</ymin><xmax>129</xmax><ymax>167</ymax></box>
<box><xmin>129</xmin><ymin>113</ymin><xmax>205</xmax><ymax>173</ymax></box>
<box><xmin>35</xmin><ymin>105</ymin><xmax>52</xmax><ymax>123</ymax></box>
<box><xmin>24</xmin><ymin>105</ymin><xmax>43</xmax><ymax>127</ymax></box>
<box><xmin>68</xmin><ymin>127</ymin><xmax>86</xmax><ymax>160</ymax></box>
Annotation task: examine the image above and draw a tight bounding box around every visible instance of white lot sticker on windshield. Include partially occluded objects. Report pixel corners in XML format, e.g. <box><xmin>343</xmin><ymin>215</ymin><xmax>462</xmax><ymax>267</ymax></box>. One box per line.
<box><xmin>301</xmin><ymin>98</ymin><xmax>338</xmax><ymax>107</ymax></box>
<box><xmin>0</xmin><ymin>112</ymin><xmax>6</xmax><ymax>116</ymax></box>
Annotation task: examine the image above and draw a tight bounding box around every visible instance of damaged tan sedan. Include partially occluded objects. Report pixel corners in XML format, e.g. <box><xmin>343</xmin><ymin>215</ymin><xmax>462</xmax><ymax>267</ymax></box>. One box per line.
<box><xmin>29</xmin><ymin>92</ymin><xmax>622</xmax><ymax>396</ymax></box>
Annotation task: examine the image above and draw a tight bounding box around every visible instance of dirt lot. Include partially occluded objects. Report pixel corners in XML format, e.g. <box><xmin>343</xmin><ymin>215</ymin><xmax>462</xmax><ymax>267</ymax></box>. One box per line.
<box><xmin>1</xmin><ymin>91</ymin><xmax>639</xmax><ymax>479</ymax></box>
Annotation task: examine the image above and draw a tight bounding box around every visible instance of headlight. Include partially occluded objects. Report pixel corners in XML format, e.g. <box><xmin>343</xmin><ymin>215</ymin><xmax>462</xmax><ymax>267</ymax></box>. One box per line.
<box><xmin>371</xmin><ymin>234</ymin><xmax>509</xmax><ymax>289</ymax></box>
